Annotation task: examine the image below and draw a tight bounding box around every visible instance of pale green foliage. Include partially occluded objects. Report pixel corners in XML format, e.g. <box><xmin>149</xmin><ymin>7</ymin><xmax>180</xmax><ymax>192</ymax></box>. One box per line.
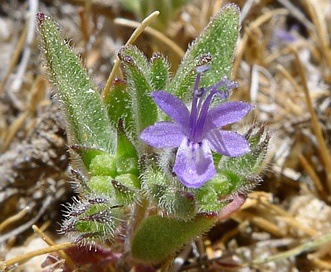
<box><xmin>38</xmin><ymin>15</ymin><xmax>116</xmax><ymax>155</ymax></box>
<box><xmin>131</xmin><ymin>214</ymin><xmax>217</xmax><ymax>263</ymax></box>
<box><xmin>37</xmin><ymin>4</ymin><xmax>269</xmax><ymax>265</ymax></box>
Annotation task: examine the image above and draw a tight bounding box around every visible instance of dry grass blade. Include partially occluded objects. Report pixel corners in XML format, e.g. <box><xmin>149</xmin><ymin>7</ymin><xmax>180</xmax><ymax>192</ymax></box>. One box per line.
<box><xmin>11</xmin><ymin>1</ymin><xmax>38</xmax><ymax>94</ymax></box>
<box><xmin>301</xmin><ymin>0</ymin><xmax>331</xmax><ymax>80</ymax></box>
<box><xmin>0</xmin><ymin>20</ymin><xmax>28</xmax><ymax>95</ymax></box>
<box><xmin>0</xmin><ymin>196</ymin><xmax>52</xmax><ymax>244</ymax></box>
<box><xmin>114</xmin><ymin>18</ymin><xmax>185</xmax><ymax>60</ymax></box>
<box><xmin>32</xmin><ymin>225</ymin><xmax>76</xmax><ymax>270</ymax></box>
<box><xmin>291</xmin><ymin>47</ymin><xmax>331</xmax><ymax>193</ymax></box>
<box><xmin>233</xmin><ymin>8</ymin><xmax>289</xmax><ymax>79</ymax></box>
<box><xmin>1</xmin><ymin>76</ymin><xmax>45</xmax><ymax>152</ymax></box>
<box><xmin>102</xmin><ymin>11</ymin><xmax>160</xmax><ymax>98</ymax></box>
<box><xmin>248</xmin><ymin>232</ymin><xmax>331</xmax><ymax>266</ymax></box>
<box><xmin>299</xmin><ymin>154</ymin><xmax>326</xmax><ymax>198</ymax></box>
<box><xmin>0</xmin><ymin>242</ymin><xmax>76</xmax><ymax>271</ymax></box>
<box><xmin>0</xmin><ymin>207</ymin><xmax>31</xmax><ymax>233</ymax></box>
<box><xmin>233</xmin><ymin>210</ymin><xmax>284</xmax><ymax>237</ymax></box>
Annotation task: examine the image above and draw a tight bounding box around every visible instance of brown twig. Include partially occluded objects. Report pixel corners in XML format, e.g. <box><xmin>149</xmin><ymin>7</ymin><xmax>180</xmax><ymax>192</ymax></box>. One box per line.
<box><xmin>0</xmin><ymin>207</ymin><xmax>32</xmax><ymax>233</ymax></box>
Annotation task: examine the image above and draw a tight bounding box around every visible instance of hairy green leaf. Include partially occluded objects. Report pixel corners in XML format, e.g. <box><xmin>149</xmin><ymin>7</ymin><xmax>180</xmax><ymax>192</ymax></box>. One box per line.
<box><xmin>37</xmin><ymin>13</ymin><xmax>116</xmax><ymax>157</ymax></box>
<box><xmin>168</xmin><ymin>4</ymin><xmax>240</xmax><ymax>101</ymax></box>
<box><xmin>132</xmin><ymin>214</ymin><xmax>217</xmax><ymax>263</ymax></box>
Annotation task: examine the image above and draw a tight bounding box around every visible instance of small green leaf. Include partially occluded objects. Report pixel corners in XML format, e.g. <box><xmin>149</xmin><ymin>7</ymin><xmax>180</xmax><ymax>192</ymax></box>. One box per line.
<box><xmin>115</xmin><ymin>119</ymin><xmax>140</xmax><ymax>176</ymax></box>
<box><xmin>111</xmin><ymin>179</ymin><xmax>136</xmax><ymax>204</ymax></box>
<box><xmin>116</xmin><ymin>119</ymin><xmax>138</xmax><ymax>159</ymax></box>
<box><xmin>168</xmin><ymin>4</ymin><xmax>240</xmax><ymax>101</ymax></box>
<box><xmin>131</xmin><ymin>214</ymin><xmax>217</xmax><ymax>263</ymax></box>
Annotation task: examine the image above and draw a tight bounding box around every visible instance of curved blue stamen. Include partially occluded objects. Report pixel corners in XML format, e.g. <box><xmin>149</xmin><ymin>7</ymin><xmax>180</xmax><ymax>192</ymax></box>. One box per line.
<box><xmin>189</xmin><ymin>66</ymin><xmax>239</xmax><ymax>143</ymax></box>
<box><xmin>194</xmin><ymin>89</ymin><xmax>218</xmax><ymax>141</ymax></box>
<box><xmin>189</xmin><ymin>71</ymin><xmax>202</xmax><ymax>139</ymax></box>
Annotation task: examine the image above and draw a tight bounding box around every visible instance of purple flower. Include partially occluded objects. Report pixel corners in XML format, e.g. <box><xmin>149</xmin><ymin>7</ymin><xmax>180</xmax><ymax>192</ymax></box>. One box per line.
<box><xmin>140</xmin><ymin>66</ymin><xmax>253</xmax><ymax>188</ymax></box>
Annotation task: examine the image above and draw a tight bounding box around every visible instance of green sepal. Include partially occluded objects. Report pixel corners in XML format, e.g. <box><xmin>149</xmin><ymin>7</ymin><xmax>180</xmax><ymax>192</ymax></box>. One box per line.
<box><xmin>195</xmin><ymin>175</ymin><xmax>238</xmax><ymax>213</ymax></box>
<box><xmin>37</xmin><ymin>14</ymin><xmax>116</xmax><ymax>154</ymax></box>
<box><xmin>150</xmin><ymin>52</ymin><xmax>169</xmax><ymax>91</ymax></box>
<box><xmin>161</xmin><ymin>190</ymin><xmax>196</xmax><ymax>219</ymax></box>
<box><xmin>104</xmin><ymin>78</ymin><xmax>133</xmax><ymax>129</ymax></box>
<box><xmin>207</xmin><ymin>174</ymin><xmax>235</xmax><ymax>196</ymax></box>
<box><xmin>88</xmin><ymin>176</ymin><xmax>115</xmax><ymax>198</ymax></box>
<box><xmin>168</xmin><ymin>4</ymin><xmax>240</xmax><ymax>101</ymax></box>
<box><xmin>74</xmin><ymin>203</ymin><xmax>120</xmax><ymax>241</ymax></box>
<box><xmin>111</xmin><ymin>179</ymin><xmax>136</xmax><ymax>204</ymax></box>
<box><xmin>217</xmin><ymin>170</ymin><xmax>244</xmax><ymax>195</ymax></box>
<box><xmin>195</xmin><ymin>185</ymin><xmax>220</xmax><ymax>213</ymax></box>
<box><xmin>70</xmin><ymin>145</ymin><xmax>110</xmax><ymax>171</ymax></box>
<box><xmin>89</xmin><ymin>154</ymin><xmax>117</xmax><ymax>177</ymax></box>
<box><xmin>143</xmin><ymin>165</ymin><xmax>196</xmax><ymax>218</ymax></box>
<box><xmin>114</xmin><ymin>119</ymin><xmax>140</xmax><ymax>177</ymax></box>
<box><xmin>131</xmin><ymin>213</ymin><xmax>217</xmax><ymax>263</ymax></box>
<box><xmin>116</xmin><ymin>173</ymin><xmax>141</xmax><ymax>190</ymax></box>
<box><xmin>118</xmin><ymin>45</ymin><xmax>158</xmax><ymax>137</ymax></box>
<box><xmin>116</xmin><ymin>155</ymin><xmax>139</xmax><ymax>177</ymax></box>
<box><xmin>220</xmin><ymin>125</ymin><xmax>270</xmax><ymax>179</ymax></box>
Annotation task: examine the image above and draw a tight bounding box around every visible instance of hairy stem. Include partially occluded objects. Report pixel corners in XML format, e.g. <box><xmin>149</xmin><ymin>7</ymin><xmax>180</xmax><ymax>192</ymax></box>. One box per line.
<box><xmin>117</xmin><ymin>196</ymin><xmax>149</xmax><ymax>270</ymax></box>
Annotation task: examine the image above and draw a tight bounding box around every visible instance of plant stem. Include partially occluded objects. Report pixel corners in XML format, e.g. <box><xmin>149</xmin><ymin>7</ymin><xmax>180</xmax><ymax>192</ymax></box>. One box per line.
<box><xmin>116</xmin><ymin>196</ymin><xmax>149</xmax><ymax>271</ymax></box>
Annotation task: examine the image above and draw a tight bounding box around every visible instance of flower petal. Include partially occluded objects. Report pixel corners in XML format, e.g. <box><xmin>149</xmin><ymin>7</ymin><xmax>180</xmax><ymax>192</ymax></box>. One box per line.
<box><xmin>140</xmin><ymin>122</ymin><xmax>185</xmax><ymax>148</ymax></box>
<box><xmin>204</xmin><ymin>101</ymin><xmax>253</xmax><ymax>132</ymax></box>
<box><xmin>174</xmin><ymin>139</ymin><xmax>216</xmax><ymax>188</ymax></box>
<box><xmin>206</xmin><ymin>129</ymin><xmax>250</xmax><ymax>157</ymax></box>
<box><xmin>151</xmin><ymin>91</ymin><xmax>190</xmax><ymax>128</ymax></box>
